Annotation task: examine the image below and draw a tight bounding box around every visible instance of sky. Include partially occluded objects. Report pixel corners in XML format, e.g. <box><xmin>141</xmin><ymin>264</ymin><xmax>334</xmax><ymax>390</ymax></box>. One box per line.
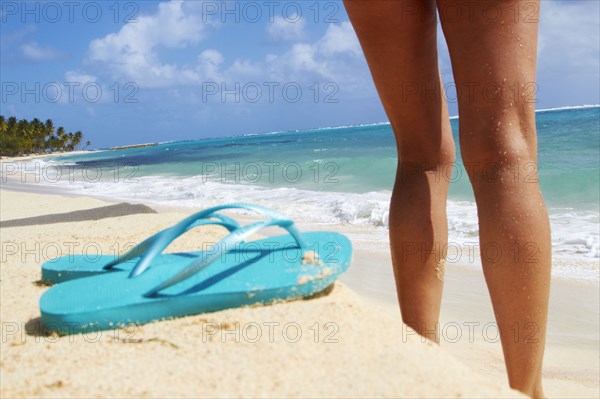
<box><xmin>1</xmin><ymin>0</ymin><xmax>599</xmax><ymax>148</ymax></box>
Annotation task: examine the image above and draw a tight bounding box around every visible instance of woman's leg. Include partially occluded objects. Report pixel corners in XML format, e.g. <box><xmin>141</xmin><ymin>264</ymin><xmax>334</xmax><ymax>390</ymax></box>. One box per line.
<box><xmin>438</xmin><ymin>1</ymin><xmax>550</xmax><ymax>397</ymax></box>
<box><xmin>344</xmin><ymin>0</ymin><xmax>455</xmax><ymax>342</ymax></box>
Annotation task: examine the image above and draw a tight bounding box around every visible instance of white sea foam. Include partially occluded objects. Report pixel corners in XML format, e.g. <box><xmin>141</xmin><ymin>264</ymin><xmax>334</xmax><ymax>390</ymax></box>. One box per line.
<box><xmin>535</xmin><ymin>104</ymin><xmax>600</xmax><ymax>113</ymax></box>
<box><xmin>242</xmin><ymin>121</ymin><xmax>392</xmax><ymax>138</ymax></box>
<box><xmin>27</xmin><ymin>172</ymin><xmax>599</xmax><ymax>280</ymax></box>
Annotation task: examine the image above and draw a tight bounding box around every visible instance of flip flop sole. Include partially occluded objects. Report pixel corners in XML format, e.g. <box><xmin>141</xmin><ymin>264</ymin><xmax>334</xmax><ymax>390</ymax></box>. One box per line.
<box><xmin>42</xmin><ymin>255</ymin><xmax>127</xmax><ymax>283</ymax></box>
<box><xmin>40</xmin><ymin>232</ymin><xmax>351</xmax><ymax>334</ymax></box>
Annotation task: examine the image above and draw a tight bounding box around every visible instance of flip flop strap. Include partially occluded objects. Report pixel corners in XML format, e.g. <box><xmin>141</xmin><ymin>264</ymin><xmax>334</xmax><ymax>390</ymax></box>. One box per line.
<box><xmin>143</xmin><ymin>217</ymin><xmax>307</xmax><ymax>297</ymax></box>
<box><xmin>129</xmin><ymin>204</ymin><xmax>299</xmax><ymax>277</ymax></box>
<box><xmin>103</xmin><ymin>212</ymin><xmax>241</xmax><ymax>270</ymax></box>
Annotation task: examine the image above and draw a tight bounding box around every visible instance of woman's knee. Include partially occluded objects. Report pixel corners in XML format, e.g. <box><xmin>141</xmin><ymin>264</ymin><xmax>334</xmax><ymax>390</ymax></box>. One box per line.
<box><xmin>398</xmin><ymin>141</ymin><xmax>456</xmax><ymax>168</ymax></box>
<box><xmin>460</xmin><ymin>109</ymin><xmax>536</xmax><ymax>158</ymax></box>
<box><xmin>459</xmin><ymin>114</ymin><xmax>538</xmax><ymax>189</ymax></box>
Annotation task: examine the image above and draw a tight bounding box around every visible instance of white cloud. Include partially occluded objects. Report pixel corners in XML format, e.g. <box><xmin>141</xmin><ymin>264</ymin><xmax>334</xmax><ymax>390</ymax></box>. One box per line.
<box><xmin>78</xmin><ymin>0</ymin><xmax>368</xmax><ymax>94</ymax></box>
<box><xmin>538</xmin><ymin>1</ymin><xmax>600</xmax><ymax>75</ymax></box>
<box><xmin>227</xmin><ymin>59</ymin><xmax>262</xmax><ymax>78</ymax></box>
<box><xmin>288</xmin><ymin>44</ymin><xmax>321</xmax><ymax>73</ymax></box>
<box><xmin>317</xmin><ymin>22</ymin><xmax>362</xmax><ymax>57</ymax></box>
<box><xmin>267</xmin><ymin>15</ymin><xmax>306</xmax><ymax>41</ymax></box>
<box><xmin>265</xmin><ymin>21</ymin><xmax>367</xmax><ymax>87</ymax></box>
<box><xmin>196</xmin><ymin>49</ymin><xmax>225</xmax><ymax>81</ymax></box>
<box><xmin>65</xmin><ymin>71</ymin><xmax>97</xmax><ymax>85</ymax></box>
<box><xmin>20</xmin><ymin>41</ymin><xmax>62</xmax><ymax>61</ymax></box>
<box><xmin>86</xmin><ymin>1</ymin><xmax>207</xmax><ymax>88</ymax></box>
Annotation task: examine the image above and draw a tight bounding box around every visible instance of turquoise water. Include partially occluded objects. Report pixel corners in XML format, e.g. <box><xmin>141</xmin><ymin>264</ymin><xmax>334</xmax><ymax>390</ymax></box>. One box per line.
<box><xmin>53</xmin><ymin>105</ymin><xmax>599</xmax><ymax>210</ymax></box>
<box><xmin>36</xmin><ymin>106</ymin><xmax>599</xmax><ymax>266</ymax></box>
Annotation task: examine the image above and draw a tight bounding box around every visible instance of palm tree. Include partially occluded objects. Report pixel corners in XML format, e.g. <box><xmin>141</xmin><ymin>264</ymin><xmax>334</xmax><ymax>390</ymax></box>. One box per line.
<box><xmin>56</xmin><ymin>127</ymin><xmax>65</xmax><ymax>152</ymax></box>
<box><xmin>0</xmin><ymin>116</ymin><xmax>6</xmax><ymax>136</ymax></box>
<box><xmin>45</xmin><ymin>119</ymin><xmax>54</xmax><ymax>135</ymax></box>
<box><xmin>73</xmin><ymin>131</ymin><xmax>83</xmax><ymax>150</ymax></box>
<box><xmin>47</xmin><ymin>135</ymin><xmax>58</xmax><ymax>152</ymax></box>
<box><xmin>0</xmin><ymin>115</ymin><xmax>87</xmax><ymax>156</ymax></box>
<box><xmin>66</xmin><ymin>132</ymin><xmax>75</xmax><ymax>151</ymax></box>
<box><xmin>43</xmin><ymin>119</ymin><xmax>54</xmax><ymax>153</ymax></box>
<box><xmin>17</xmin><ymin>119</ymin><xmax>33</xmax><ymax>153</ymax></box>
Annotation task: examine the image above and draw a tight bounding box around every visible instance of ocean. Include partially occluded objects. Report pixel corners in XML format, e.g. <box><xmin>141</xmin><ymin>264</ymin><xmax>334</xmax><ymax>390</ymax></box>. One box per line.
<box><xmin>22</xmin><ymin>105</ymin><xmax>600</xmax><ymax>279</ymax></box>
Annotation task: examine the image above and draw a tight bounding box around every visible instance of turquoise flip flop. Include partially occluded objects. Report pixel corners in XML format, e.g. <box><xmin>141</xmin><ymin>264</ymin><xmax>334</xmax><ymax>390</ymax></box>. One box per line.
<box><xmin>41</xmin><ymin>212</ymin><xmax>243</xmax><ymax>283</ymax></box>
<box><xmin>39</xmin><ymin>204</ymin><xmax>352</xmax><ymax>335</ymax></box>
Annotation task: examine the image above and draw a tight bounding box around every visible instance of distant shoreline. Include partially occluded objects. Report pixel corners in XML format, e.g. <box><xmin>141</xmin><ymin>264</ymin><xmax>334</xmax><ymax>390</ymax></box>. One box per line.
<box><xmin>0</xmin><ymin>150</ymin><xmax>95</xmax><ymax>162</ymax></box>
<box><xmin>3</xmin><ymin>105</ymin><xmax>597</xmax><ymax>154</ymax></box>
<box><xmin>109</xmin><ymin>143</ymin><xmax>158</xmax><ymax>151</ymax></box>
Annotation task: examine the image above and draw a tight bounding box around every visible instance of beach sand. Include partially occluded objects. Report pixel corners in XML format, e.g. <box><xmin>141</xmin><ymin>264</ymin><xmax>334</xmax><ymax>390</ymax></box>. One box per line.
<box><xmin>342</xmin><ymin>248</ymin><xmax>600</xmax><ymax>398</ymax></box>
<box><xmin>0</xmin><ymin>188</ymin><xmax>597</xmax><ymax>398</ymax></box>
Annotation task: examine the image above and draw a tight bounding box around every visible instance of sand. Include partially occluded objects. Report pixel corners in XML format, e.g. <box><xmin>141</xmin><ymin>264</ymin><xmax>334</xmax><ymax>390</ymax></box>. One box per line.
<box><xmin>0</xmin><ymin>186</ymin><xmax>597</xmax><ymax>398</ymax></box>
<box><xmin>342</xmin><ymin>248</ymin><xmax>600</xmax><ymax>398</ymax></box>
<box><xmin>0</xmin><ymin>189</ymin><xmax>524</xmax><ymax>398</ymax></box>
